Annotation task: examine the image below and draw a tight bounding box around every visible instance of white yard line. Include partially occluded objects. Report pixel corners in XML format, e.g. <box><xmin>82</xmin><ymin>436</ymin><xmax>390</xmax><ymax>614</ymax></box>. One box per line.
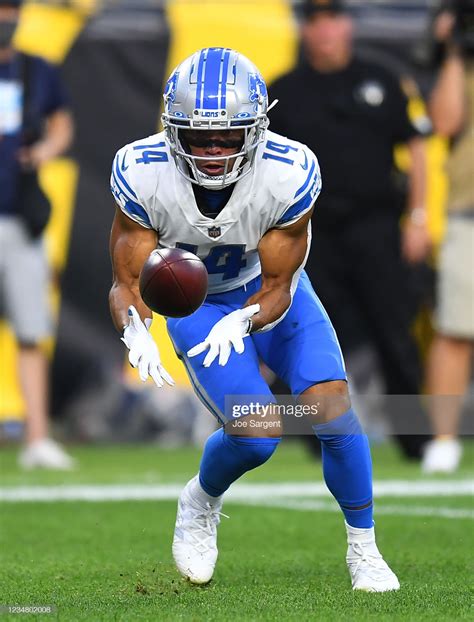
<box><xmin>0</xmin><ymin>480</ymin><xmax>472</xmax><ymax>502</ymax></box>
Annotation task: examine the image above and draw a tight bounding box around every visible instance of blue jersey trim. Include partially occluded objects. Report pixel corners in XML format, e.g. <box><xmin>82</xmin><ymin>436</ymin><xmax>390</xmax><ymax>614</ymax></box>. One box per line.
<box><xmin>277</xmin><ymin>193</ymin><xmax>314</xmax><ymax>226</ymax></box>
<box><xmin>114</xmin><ymin>154</ymin><xmax>138</xmax><ymax>200</ymax></box>
<box><xmin>116</xmin><ymin>193</ymin><xmax>152</xmax><ymax>228</ymax></box>
<box><xmin>294</xmin><ymin>159</ymin><xmax>316</xmax><ymax>199</ymax></box>
<box><xmin>111</xmin><ymin>167</ymin><xmax>152</xmax><ymax>228</ymax></box>
<box><xmin>123</xmin><ymin>200</ymin><xmax>152</xmax><ymax>228</ymax></box>
<box><xmin>277</xmin><ymin>174</ymin><xmax>321</xmax><ymax>225</ymax></box>
<box><xmin>111</xmin><ymin>168</ymin><xmax>139</xmax><ymax>206</ymax></box>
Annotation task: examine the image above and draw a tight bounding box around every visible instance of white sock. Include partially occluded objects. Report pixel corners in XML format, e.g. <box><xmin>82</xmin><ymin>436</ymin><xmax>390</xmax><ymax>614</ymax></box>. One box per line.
<box><xmin>187</xmin><ymin>474</ymin><xmax>223</xmax><ymax>508</ymax></box>
<box><xmin>345</xmin><ymin>520</ymin><xmax>376</xmax><ymax>545</ymax></box>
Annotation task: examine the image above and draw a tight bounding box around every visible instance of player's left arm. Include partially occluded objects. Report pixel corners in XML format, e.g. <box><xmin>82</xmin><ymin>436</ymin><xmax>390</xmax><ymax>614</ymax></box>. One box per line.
<box><xmin>245</xmin><ymin>209</ymin><xmax>313</xmax><ymax>332</ymax></box>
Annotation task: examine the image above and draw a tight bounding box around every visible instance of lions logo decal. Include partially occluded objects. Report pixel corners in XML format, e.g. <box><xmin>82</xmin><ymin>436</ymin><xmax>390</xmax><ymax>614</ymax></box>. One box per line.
<box><xmin>249</xmin><ymin>73</ymin><xmax>267</xmax><ymax>112</ymax></box>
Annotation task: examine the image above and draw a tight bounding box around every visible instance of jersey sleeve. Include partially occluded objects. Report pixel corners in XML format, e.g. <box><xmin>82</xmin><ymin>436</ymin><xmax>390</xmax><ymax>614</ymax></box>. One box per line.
<box><xmin>110</xmin><ymin>146</ymin><xmax>153</xmax><ymax>229</ymax></box>
<box><xmin>273</xmin><ymin>149</ymin><xmax>322</xmax><ymax>228</ymax></box>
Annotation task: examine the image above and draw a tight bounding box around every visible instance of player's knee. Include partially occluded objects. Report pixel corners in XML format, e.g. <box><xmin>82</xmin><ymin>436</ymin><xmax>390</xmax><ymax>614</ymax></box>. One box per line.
<box><xmin>224</xmin><ymin>434</ymin><xmax>280</xmax><ymax>468</ymax></box>
<box><xmin>313</xmin><ymin>407</ymin><xmax>364</xmax><ymax>444</ymax></box>
<box><xmin>301</xmin><ymin>380</ymin><xmax>351</xmax><ymax>424</ymax></box>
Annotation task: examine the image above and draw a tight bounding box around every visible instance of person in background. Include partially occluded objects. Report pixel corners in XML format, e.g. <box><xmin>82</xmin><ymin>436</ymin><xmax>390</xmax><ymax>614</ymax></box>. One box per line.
<box><xmin>0</xmin><ymin>0</ymin><xmax>74</xmax><ymax>468</ymax></box>
<box><xmin>269</xmin><ymin>0</ymin><xmax>432</xmax><ymax>459</ymax></box>
<box><xmin>422</xmin><ymin>2</ymin><xmax>474</xmax><ymax>473</ymax></box>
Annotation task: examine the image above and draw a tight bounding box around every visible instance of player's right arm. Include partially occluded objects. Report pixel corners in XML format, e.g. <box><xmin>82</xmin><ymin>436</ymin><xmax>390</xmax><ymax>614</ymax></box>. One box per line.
<box><xmin>109</xmin><ymin>207</ymin><xmax>157</xmax><ymax>332</ymax></box>
<box><xmin>109</xmin><ymin>207</ymin><xmax>174</xmax><ymax>387</ymax></box>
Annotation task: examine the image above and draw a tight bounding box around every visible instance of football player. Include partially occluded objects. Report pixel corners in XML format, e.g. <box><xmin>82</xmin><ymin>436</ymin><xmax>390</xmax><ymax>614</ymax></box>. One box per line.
<box><xmin>109</xmin><ymin>47</ymin><xmax>399</xmax><ymax>592</ymax></box>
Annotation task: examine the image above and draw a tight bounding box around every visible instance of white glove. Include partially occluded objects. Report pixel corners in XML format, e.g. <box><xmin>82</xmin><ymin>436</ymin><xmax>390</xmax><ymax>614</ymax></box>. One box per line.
<box><xmin>187</xmin><ymin>304</ymin><xmax>260</xmax><ymax>368</ymax></box>
<box><xmin>121</xmin><ymin>306</ymin><xmax>174</xmax><ymax>388</ymax></box>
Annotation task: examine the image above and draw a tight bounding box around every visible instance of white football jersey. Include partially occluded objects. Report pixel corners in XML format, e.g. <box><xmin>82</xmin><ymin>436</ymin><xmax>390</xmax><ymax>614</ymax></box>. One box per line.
<box><xmin>111</xmin><ymin>129</ymin><xmax>321</xmax><ymax>294</ymax></box>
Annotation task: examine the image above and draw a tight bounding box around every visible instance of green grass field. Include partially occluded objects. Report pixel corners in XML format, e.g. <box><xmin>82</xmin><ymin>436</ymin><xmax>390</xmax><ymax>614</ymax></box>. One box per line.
<box><xmin>0</xmin><ymin>441</ymin><xmax>473</xmax><ymax>621</ymax></box>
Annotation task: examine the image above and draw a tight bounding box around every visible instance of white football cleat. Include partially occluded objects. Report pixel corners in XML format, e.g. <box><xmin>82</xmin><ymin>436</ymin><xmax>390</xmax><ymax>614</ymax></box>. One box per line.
<box><xmin>345</xmin><ymin>522</ymin><xmax>400</xmax><ymax>592</ymax></box>
<box><xmin>422</xmin><ymin>438</ymin><xmax>462</xmax><ymax>474</ymax></box>
<box><xmin>18</xmin><ymin>438</ymin><xmax>76</xmax><ymax>471</ymax></box>
<box><xmin>172</xmin><ymin>476</ymin><xmax>225</xmax><ymax>585</ymax></box>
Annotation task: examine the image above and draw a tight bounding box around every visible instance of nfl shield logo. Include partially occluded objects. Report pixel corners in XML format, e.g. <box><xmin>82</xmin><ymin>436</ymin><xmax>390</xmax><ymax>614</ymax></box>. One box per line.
<box><xmin>208</xmin><ymin>226</ymin><xmax>221</xmax><ymax>239</ymax></box>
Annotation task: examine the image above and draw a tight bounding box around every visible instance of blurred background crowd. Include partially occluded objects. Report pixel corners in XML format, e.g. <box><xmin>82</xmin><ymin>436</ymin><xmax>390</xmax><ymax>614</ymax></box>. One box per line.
<box><xmin>0</xmin><ymin>0</ymin><xmax>472</xmax><ymax>472</ymax></box>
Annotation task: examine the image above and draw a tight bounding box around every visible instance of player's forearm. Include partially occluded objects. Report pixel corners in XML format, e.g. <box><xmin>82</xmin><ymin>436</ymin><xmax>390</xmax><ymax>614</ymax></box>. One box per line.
<box><xmin>109</xmin><ymin>210</ymin><xmax>158</xmax><ymax>333</ymax></box>
<box><xmin>109</xmin><ymin>282</ymin><xmax>151</xmax><ymax>333</ymax></box>
<box><xmin>245</xmin><ymin>284</ymin><xmax>292</xmax><ymax>332</ymax></box>
<box><xmin>250</xmin><ymin>215</ymin><xmax>311</xmax><ymax>332</ymax></box>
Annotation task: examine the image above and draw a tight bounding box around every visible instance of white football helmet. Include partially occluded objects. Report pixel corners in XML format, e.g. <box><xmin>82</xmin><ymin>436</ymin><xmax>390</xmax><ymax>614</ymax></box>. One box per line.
<box><xmin>162</xmin><ymin>47</ymin><xmax>269</xmax><ymax>189</ymax></box>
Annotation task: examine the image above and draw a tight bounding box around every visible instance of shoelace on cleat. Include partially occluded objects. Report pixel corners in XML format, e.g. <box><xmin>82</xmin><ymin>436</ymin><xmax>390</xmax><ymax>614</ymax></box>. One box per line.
<box><xmin>180</xmin><ymin>503</ymin><xmax>229</xmax><ymax>555</ymax></box>
<box><xmin>347</xmin><ymin>542</ymin><xmax>388</xmax><ymax>577</ymax></box>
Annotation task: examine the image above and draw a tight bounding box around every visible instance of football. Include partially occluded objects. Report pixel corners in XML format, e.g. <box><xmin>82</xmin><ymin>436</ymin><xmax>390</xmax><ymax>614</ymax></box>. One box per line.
<box><xmin>139</xmin><ymin>248</ymin><xmax>208</xmax><ymax>318</ymax></box>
